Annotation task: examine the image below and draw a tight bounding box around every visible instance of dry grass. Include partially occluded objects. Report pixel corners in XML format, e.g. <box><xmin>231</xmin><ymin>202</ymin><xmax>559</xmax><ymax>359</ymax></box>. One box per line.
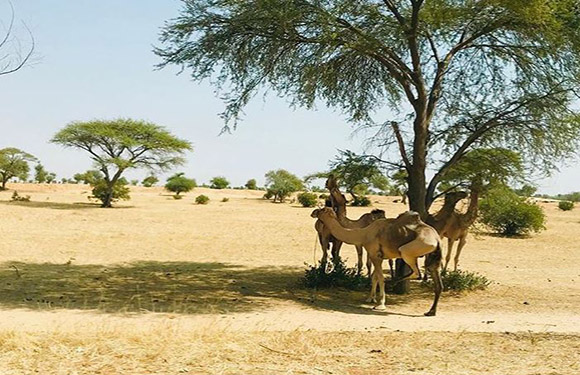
<box><xmin>1</xmin><ymin>183</ymin><xmax>579</xmax><ymax>374</ymax></box>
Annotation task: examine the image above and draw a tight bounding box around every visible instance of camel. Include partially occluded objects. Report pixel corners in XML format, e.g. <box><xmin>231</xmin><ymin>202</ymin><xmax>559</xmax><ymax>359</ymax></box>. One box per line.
<box><xmin>311</xmin><ymin>207</ymin><xmax>443</xmax><ymax>316</ymax></box>
<box><xmin>314</xmin><ymin>197</ymin><xmax>343</xmax><ymax>271</ymax></box>
<box><xmin>325</xmin><ymin>176</ymin><xmax>389</xmax><ymax>276</ymax></box>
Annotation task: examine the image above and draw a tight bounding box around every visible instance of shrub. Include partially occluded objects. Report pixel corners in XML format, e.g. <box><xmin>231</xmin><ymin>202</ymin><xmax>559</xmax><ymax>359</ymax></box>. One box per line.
<box><xmin>173</xmin><ymin>194</ymin><xmax>183</xmax><ymax>200</ymax></box>
<box><xmin>245</xmin><ymin>179</ymin><xmax>257</xmax><ymax>190</ymax></box>
<box><xmin>11</xmin><ymin>191</ymin><xmax>31</xmax><ymax>202</ymax></box>
<box><xmin>303</xmin><ymin>260</ymin><xmax>369</xmax><ymax>290</ymax></box>
<box><xmin>165</xmin><ymin>173</ymin><xmax>196</xmax><ymax>196</ymax></box>
<box><xmin>221</xmin><ymin>197</ymin><xmax>229</xmax><ymax>202</ymax></box>
<box><xmin>195</xmin><ymin>194</ymin><xmax>210</xmax><ymax>204</ymax></box>
<box><xmin>479</xmin><ymin>186</ymin><xmax>546</xmax><ymax>236</ymax></box>
<box><xmin>351</xmin><ymin>195</ymin><xmax>371</xmax><ymax>206</ymax></box>
<box><xmin>263</xmin><ymin>189</ymin><xmax>274</xmax><ymax>200</ymax></box>
<box><xmin>422</xmin><ymin>269</ymin><xmax>491</xmax><ymax>292</ymax></box>
<box><xmin>142</xmin><ymin>175</ymin><xmax>159</xmax><ymax>187</ymax></box>
<box><xmin>210</xmin><ymin>176</ymin><xmax>230</xmax><ymax>189</ymax></box>
<box><xmin>297</xmin><ymin>192</ymin><xmax>318</xmax><ymax>207</ymax></box>
<box><xmin>89</xmin><ymin>178</ymin><xmax>131</xmax><ymax>204</ymax></box>
<box><xmin>558</xmin><ymin>200</ymin><xmax>574</xmax><ymax>211</ymax></box>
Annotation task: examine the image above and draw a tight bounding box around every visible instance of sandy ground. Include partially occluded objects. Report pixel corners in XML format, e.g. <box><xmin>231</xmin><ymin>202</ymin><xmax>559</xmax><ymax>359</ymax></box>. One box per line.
<box><xmin>0</xmin><ymin>183</ymin><xmax>579</xmax><ymax>374</ymax></box>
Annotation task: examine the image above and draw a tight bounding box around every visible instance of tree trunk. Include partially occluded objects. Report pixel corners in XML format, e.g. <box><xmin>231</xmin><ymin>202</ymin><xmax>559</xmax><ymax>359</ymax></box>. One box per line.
<box><xmin>101</xmin><ymin>182</ymin><xmax>114</xmax><ymax>208</ymax></box>
<box><xmin>393</xmin><ymin>259</ymin><xmax>411</xmax><ymax>294</ymax></box>
<box><xmin>1</xmin><ymin>179</ymin><xmax>6</xmax><ymax>190</ymax></box>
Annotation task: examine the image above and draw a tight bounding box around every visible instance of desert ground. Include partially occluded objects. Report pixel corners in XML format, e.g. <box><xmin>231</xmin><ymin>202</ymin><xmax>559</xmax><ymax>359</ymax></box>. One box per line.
<box><xmin>0</xmin><ymin>183</ymin><xmax>579</xmax><ymax>374</ymax></box>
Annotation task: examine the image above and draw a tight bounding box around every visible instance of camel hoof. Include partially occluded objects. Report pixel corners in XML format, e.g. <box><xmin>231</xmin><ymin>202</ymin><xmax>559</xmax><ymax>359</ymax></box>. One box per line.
<box><xmin>373</xmin><ymin>304</ymin><xmax>386</xmax><ymax>311</ymax></box>
<box><xmin>365</xmin><ymin>297</ymin><xmax>376</xmax><ymax>303</ymax></box>
<box><xmin>424</xmin><ymin>310</ymin><xmax>436</xmax><ymax>317</ymax></box>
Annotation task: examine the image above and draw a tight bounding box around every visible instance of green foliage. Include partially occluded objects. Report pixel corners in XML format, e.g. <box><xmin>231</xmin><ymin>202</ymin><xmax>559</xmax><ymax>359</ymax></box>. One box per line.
<box><xmin>45</xmin><ymin>172</ymin><xmax>57</xmax><ymax>184</ymax></box>
<box><xmin>142</xmin><ymin>175</ymin><xmax>159</xmax><ymax>187</ymax></box>
<box><xmin>89</xmin><ymin>178</ymin><xmax>131</xmax><ymax>205</ymax></box>
<box><xmin>73</xmin><ymin>170</ymin><xmax>103</xmax><ymax>185</ymax></box>
<box><xmin>558</xmin><ymin>200</ymin><xmax>574</xmax><ymax>211</ymax></box>
<box><xmin>264</xmin><ymin>169</ymin><xmax>304</xmax><ymax>203</ymax></box>
<box><xmin>514</xmin><ymin>184</ymin><xmax>538</xmax><ymax>197</ymax></box>
<box><xmin>0</xmin><ymin>148</ymin><xmax>36</xmax><ymax>189</ymax></box>
<box><xmin>328</xmin><ymin>150</ymin><xmax>383</xmax><ymax>197</ymax></box>
<box><xmin>11</xmin><ymin>191</ymin><xmax>31</xmax><ymax>202</ymax></box>
<box><xmin>423</xmin><ymin>270</ymin><xmax>491</xmax><ymax>292</ymax></box>
<box><xmin>52</xmin><ymin>118</ymin><xmax>192</xmax><ymax>207</ymax></box>
<box><xmin>479</xmin><ymin>186</ymin><xmax>546</xmax><ymax>236</ymax></box>
<box><xmin>195</xmin><ymin>194</ymin><xmax>210</xmax><ymax>205</ymax></box>
<box><xmin>210</xmin><ymin>176</ymin><xmax>230</xmax><ymax>189</ymax></box>
<box><xmin>553</xmin><ymin>191</ymin><xmax>580</xmax><ymax>202</ymax></box>
<box><xmin>165</xmin><ymin>173</ymin><xmax>196</xmax><ymax>195</ymax></box>
<box><xmin>351</xmin><ymin>196</ymin><xmax>371</xmax><ymax>207</ymax></box>
<box><xmin>244</xmin><ymin>178</ymin><xmax>257</xmax><ymax>190</ymax></box>
<box><xmin>303</xmin><ymin>260</ymin><xmax>369</xmax><ymax>290</ymax></box>
<box><xmin>34</xmin><ymin>164</ymin><xmax>48</xmax><ymax>183</ymax></box>
<box><xmin>297</xmin><ymin>192</ymin><xmax>318</xmax><ymax>207</ymax></box>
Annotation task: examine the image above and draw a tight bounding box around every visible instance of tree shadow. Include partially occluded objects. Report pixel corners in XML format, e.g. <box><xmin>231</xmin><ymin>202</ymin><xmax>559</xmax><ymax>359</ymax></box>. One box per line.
<box><xmin>0</xmin><ymin>261</ymin><xmax>437</xmax><ymax>316</ymax></box>
<box><xmin>0</xmin><ymin>201</ymin><xmax>134</xmax><ymax>210</ymax></box>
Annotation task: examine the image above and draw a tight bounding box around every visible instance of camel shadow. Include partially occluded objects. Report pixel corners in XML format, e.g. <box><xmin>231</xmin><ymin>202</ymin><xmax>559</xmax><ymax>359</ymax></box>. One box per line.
<box><xmin>0</xmin><ymin>261</ymin><xmax>436</xmax><ymax>316</ymax></box>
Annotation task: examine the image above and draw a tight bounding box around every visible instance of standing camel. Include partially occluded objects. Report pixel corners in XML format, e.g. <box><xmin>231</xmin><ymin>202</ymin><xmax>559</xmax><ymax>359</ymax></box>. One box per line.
<box><xmin>311</xmin><ymin>207</ymin><xmax>443</xmax><ymax>316</ymax></box>
<box><xmin>325</xmin><ymin>175</ymin><xmax>388</xmax><ymax>276</ymax></box>
<box><xmin>314</xmin><ymin>197</ymin><xmax>343</xmax><ymax>271</ymax></box>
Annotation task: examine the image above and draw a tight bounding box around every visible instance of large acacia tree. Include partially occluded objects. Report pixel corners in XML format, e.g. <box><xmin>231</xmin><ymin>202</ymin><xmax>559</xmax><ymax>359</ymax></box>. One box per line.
<box><xmin>156</xmin><ymin>0</ymin><xmax>580</xmax><ymax>218</ymax></box>
<box><xmin>0</xmin><ymin>148</ymin><xmax>36</xmax><ymax>189</ymax></box>
<box><xmin>52</xmin><ymin>119</ymin><xmax>192</xmax><ymax>207</ymax></box>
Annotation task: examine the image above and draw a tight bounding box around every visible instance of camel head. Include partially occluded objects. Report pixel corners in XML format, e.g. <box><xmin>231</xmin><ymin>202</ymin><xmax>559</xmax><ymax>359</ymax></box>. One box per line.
<box><xmin>370</xmin><ymin>209</ymin><xmax>386</xmax><ymax>220</ymax></box>
<box><xmin>310</xmin><ymin>207</ymin><xmax>337</xmax><ymax>219</ymax></box>
<box><xmin>395</xmin><ymin>210</ymin><xmax>422</xmax><ymax>225</ymax></box>
<box><xmin>325</xmin><ymin>174</ymin><xmax>338</xmax><ymax>190</ymax></box>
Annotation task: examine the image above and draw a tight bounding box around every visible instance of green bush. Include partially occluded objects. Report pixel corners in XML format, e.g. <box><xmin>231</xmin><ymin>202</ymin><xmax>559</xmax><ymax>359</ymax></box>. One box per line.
<box><xmin>165</xmin><ymin>173</ymin><xmax>196</xmax><ymax>196</ymax></box>
<box><xmin>11</xmin><ymin>191</ymin><xmax>31</xmax><ymax>202</ymax></box>
<box><xmin>89</xmin><ymin>178</ymin><xmax>131</xmax><ymax>205</ymax></box>
<box><xmin>479</xmin><ymin>186</ymin><xmax>546</xmax><ymax>236</ymax></box>
<box><xmin>351</xmin><ymin>195</ymin><xmax>371</xmax><ymax>206</ymax></box>
<box><xmin>173</xmin><ymin>194</ymin><xmax>183</xmax><ymax>200</ymax></box>
<box><xmin>263</xmin><ymin>189</ymin><xmax>274</xmax><ymax>200</ymax></box>
<box><xmin>210</xmin><ymin>176</ymin><xmax>230</xmax><ymax>189</ymax></box>
<box><xmin>142</xmin><ymin>175</ymin><xmax>159</xmax><ymax>187</ymax></box>
<box><xmin>303</xmin><ymin>260</ymin><xmax>369</xmax><ymax>290</ymax></box>
<box><xmin>221</xmin><ymin>197</ymin><xmax>229</xmax><ymax>202</ymax></box>
<box><xmin>558</xmin><ymin>200</ymin><xmax>574</xmax><ymax>211</ymax></box>
<box><xmin>245</xmin><ymin>179</ymin><xmax>257</xmax><ymax>190</ymax></box>
<box><xmin>441</xmin><ymin>270</ymin><xmax>491</xmax><ymax>291</ymax></box>
<box><xmin>297</xmin><ymin>192</ymin><xmax>318</xmax><ymax>207</ymax></box>
<box><xmin>195</xmin><ymin>194</ymin><xmax>210</xmax><ymax>204</ymax></box>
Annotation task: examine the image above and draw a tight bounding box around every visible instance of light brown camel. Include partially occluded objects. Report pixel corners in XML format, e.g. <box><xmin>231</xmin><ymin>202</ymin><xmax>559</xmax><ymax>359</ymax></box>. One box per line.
<box><xmin>325</xmin><ymin>176</ymin><xmax>388</xmax><ymax>276</ymax></box>
<box><xmin>314</xmin><ymin>197</ymin><xmax>343</xmax><ymax>271</ymax></box>
<box><xmin>311</xmin><ymin>207</ymin><xmax>443</xmax><ymax>316</ymax></box>
<box><xmin>438</xmin><ymin>187</ymin><xmax>480</xmax><ymax>271</ymax></box>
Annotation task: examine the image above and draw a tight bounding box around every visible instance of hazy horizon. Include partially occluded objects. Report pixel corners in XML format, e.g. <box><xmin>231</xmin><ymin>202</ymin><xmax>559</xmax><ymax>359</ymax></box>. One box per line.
<box><xmin>1</xmin><ymin>0</ymin><xmax>578</xmax><ymax>194</ymax></box>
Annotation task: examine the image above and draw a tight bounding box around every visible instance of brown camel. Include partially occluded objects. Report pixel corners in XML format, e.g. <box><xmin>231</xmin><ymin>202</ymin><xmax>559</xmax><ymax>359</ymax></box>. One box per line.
<box><xmin>438</xmin><ymin>187</ymin><xmax>480</xmax><ymax>271</ymax></box>
<box><xmin>311</xmin><ymin>207</ymin><xmax>443</xmax><ymax>316</ymax></box>
<box><xmin>325</xmin><ymin>176</ymin><xmax>389</xmax><ymax>276</ymax></box>
<box><xmin>314</xmin><ymin>197</ymin><xmax>343</xmax><ymax>271</ymax></box>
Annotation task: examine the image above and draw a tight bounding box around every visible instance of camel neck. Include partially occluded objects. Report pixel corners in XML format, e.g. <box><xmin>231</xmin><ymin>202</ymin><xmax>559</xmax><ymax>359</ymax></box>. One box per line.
<box><xmin>462</xmin><ymin>189</ymin><xmax>480</xmax><ymax>225</ymax></box>
<box><xmin>318</xmin><ymin>214</ymin><xmax>365</xmax><ymax>246</ymax></box>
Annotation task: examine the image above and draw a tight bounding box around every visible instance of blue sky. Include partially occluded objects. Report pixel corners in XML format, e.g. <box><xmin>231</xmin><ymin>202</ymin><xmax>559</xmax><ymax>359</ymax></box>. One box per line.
<box><xmin>0</xmin><ymin>0</ymin><xmax>577</xmax><ymax>193</ymax></box>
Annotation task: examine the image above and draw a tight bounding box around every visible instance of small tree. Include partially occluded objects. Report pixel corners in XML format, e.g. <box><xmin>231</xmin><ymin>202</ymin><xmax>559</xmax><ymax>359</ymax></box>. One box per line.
<box><xmin>90</xmin><ymin>177</ymin><xmax>131</xmax><ymax>205</ymax></box>
<box><xmin>210</xmin><ymin>176</ymin><xmax>230</xmax><ymax>189</ymax></box>
<box><xmin>0</xmin><ymin>148</ymin><xmax>37</xmax><ymax>190</ymax></box>
<box><xmin>558</xmin><ymin>201</ymin><xmax>574</xmax><ymax>211</ymax></box>
<box><xmin>479</xmin><ymin>185</ymin><xmax>546</xmax><ymax>236</ymax></box>
<box><xmin>45</xmin><ymin>172</ymin><xmax>57</xmax><ymax>184</ymax></box>
<box><xmin>195</xmin><ymin>194</ymin><xmax>210</xmax><ymax>204</ymax></box>
<box><xmin>142</xmin><ymin>175</ymin><xmax>159</xmax><ymax>187</ymax></box>
<box><xmin>165</xmin><ymin>173</ymin><xmax>196</xmax><ymax>196</ymax></box>
<box><xmin>73</xmin><ymin>170</ymin><xmax>103</xmax><ymax>185</ymax></box>
<box><xmin>265</xmin><ymin>169</ymin><xmax>303</xmax><ymax>203</ymax></box>
<box><xmin>245</xmin><ymin>178</ymin><xmax>257</xmax><ymax>190</ymax></box>
<box><xmin>51</xmin><ymin>119</ymin><xmax>192</xmax><ymax>207</ymax></box>
<box><xmin>34</xmin><ymin>164</ymin><xmax>48</xmax><ymax>183</ymax></box>
<box><xmin>297</xmin><ymin>192</ymin><xmax>318</xmax><ymax>207</ymax></box>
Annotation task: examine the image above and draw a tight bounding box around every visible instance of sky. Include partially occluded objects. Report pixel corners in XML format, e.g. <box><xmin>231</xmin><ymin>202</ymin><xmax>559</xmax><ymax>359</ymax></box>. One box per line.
<box><xmin>0</xmin><ymin>0</ymin><xmax>578</xmax><ymax>193</ymax></box>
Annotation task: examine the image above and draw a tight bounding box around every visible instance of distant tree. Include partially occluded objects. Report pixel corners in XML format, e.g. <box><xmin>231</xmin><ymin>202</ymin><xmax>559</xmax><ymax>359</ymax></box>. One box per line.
<box><xmin>0</xmin><ymin>148</ymin><xmax>36</xmax><ymax>190</ymax></box>
<box><xmin>60</xmin><ymin>177</ymin><xmax>68</xmax><ymax>184</ymax></box>
<box><xmin>45</xmin><ymin>172</ymin><xmax>57</xmax><ymax>184</ymax></box>
<box><xmin>165</xmin><ymin>172</ymin><xmax>196</xmax><ymax>196</ymax></box>
<box><xmin>130</xmin><ymin>179</ymin><xmax>139</xmax><ymax>186</ymax></box>
<box><xmin>265</xmin><ymin>169</ymin><xmax>303</xmax><ymax>203</ymax></box>
<box><xmin>210</xmin><ymin>176</ymin><xmax>230</xmax><ymax>189</ymax></box>
<box><xmin>515</xmin><ymin>184</ymin><xmax>538</xmax><ymax>198</ymax></box>
<box><xmin>34</xmin><ymin>164</ymin><xmax>48</xmax><ymax>183</ymax></box>
<box><xmin>142</xmin><ymin>175</ymin><xmax>159</xmax><ymax>187</ymax></box>
<box><xmin>51</xmin><ymin>118</ymin><xmax>192</xmax><ymax>207</ymax></box>
<box><xmin>73</xmin><ymin>170</ymin><xmax>103</xmax><ymax>185</ymax></box>
<box><xmin>245</xmin><ymin>178</ymin><xmax>257</xmax><ymax>190</ymax></box>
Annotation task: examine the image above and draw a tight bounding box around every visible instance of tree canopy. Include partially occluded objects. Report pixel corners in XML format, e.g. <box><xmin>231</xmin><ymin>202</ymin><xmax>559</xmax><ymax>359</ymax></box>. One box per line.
<box><xmin>157</xmin><ymin>0</ymin><xmax>580</xmax><ymax>217</ymax></box>
<box><xmin>0</xmin><ymin>147</ymin><xmax>36</xmax><ymax>189</ymax></box>
<box><xmin>165</xmin><ymin>172</ymin><xmax>197</xmax><ymax>195</ymax></box>
<box><xmin>265</xmin><ymin>169</ymin><xmax>304</xmax><ymax>203</ymax></box>
<box><xmin>52</xmin><ymin>118</ymin><xmax>192</xmax><ymax>207</ymax></box>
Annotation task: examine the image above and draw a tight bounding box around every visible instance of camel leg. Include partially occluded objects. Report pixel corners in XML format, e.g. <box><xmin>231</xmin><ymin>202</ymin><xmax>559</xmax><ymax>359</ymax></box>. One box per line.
<box><xmin>331</xmin><ymin>240</ymin><xmax>343</xmax><ymax>265</ymax></box>
<box><xmin>366</xmin><ymin>254</ymin><xmax>383</xmax><ymax>307</ymax></box>
<box><xmin>424</xmin><ymin>245</ymin><xmax>443</xmax><ymax>316</ymax></box>
<box><xmin>319</xmin><ymin>234</ymin><xmax>329</xmax><ymax>267</ymax></box>
<box><xmin>388</xmin><ymin>259</ymin><xmax>394</xmax><ymax>280</ymax></box>
<box><xmin>355</xmin><ymin>245</ymin><xmax>364</xmax><ymax>275</ymax></box>
<box><xmin>443</xmin><ymin>237</ymin><xmax>454</xmax><ymax>272</ymax></box>
<box><xmin>454</xmin><ymin>234</ymin><xmax>467</xmax><ymax>271</ymax></box>
<box><xmin>366</xmin><ymin>252</ymin><xmax>372</xmax><ymax>277</ymax></box>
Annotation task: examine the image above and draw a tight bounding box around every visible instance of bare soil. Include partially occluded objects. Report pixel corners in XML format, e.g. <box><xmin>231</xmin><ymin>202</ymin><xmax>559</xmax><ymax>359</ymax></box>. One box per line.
<box><xmin>0</xmin><ymin>183</ymin><xmax>578</xmax><ymax>374</ymax></box>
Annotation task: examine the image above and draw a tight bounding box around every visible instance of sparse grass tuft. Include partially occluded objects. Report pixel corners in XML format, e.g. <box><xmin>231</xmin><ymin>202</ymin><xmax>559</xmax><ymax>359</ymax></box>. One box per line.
<box><xmin>221</xmin><ymin>197</ymin><xmax>229</xmax><ymax>202</ymax></box>
<box><xmin>303</xmin><ymin>259</ymin><xmax>369</xmax><ymax>290</ymax></box>
<box><xmin>11</xmin><ymin>191</ymin><xmax>30</xmax><ymax>202</ymax></box>
<box><xmin>423</xmin><ymin>269</ymin><xmax>491</xmax><ymax>292</ymax></box>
